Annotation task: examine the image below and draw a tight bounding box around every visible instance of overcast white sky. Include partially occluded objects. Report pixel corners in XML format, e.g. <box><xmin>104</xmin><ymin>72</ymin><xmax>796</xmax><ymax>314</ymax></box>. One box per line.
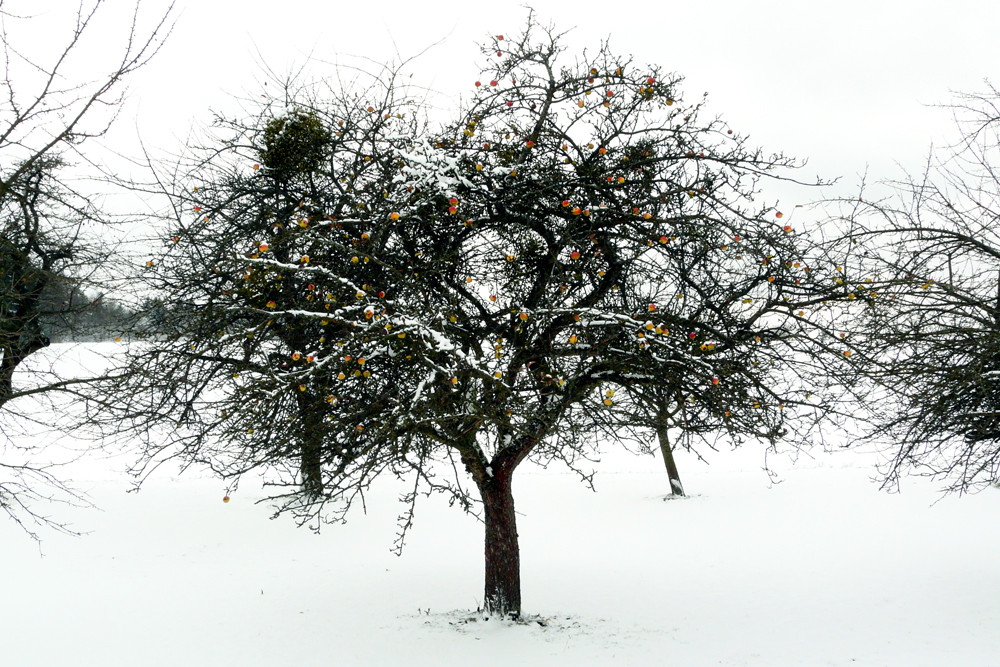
<box><xmin>13</xmin><ymin>0</ymin><xmax>1000</xmax><ymax>208</ymax></box>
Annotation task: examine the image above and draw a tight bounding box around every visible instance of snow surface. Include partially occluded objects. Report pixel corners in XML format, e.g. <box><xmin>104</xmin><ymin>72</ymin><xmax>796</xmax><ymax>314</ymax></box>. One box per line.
<box><xmin>3</xmin><ymin>349</ymin><xmax>999</xmax><ymax>666</ymax></box>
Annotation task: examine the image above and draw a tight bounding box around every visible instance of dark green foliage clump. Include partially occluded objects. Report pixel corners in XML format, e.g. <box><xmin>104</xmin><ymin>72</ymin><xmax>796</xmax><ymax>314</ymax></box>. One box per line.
<box><xmin>259</xmin><ymin>111</ymin><xmax>333</xmax><ymax>180</ymax></box>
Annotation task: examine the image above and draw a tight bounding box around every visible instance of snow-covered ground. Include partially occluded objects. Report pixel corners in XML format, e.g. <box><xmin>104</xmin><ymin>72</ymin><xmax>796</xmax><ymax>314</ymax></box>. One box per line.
<box><xmin>2</xmin><ymin>348</ymin><xmax>998</xmax><ymax>665</ymax></box>
<box><xmin>4</xmin><ymin>445</ymin><xmax>997</xmax><ymax>665</ymax></box>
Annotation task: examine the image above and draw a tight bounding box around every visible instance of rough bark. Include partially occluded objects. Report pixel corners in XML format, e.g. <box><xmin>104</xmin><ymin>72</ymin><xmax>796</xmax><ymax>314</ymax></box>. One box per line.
<box><xmin>297</xmin><ymin>392</ymin><xmax>325</xmax><ymax>497</ymax></box>
<box><xmin>657</xmin><ymin>424</ymin><xmax>685</xmax><ymax>497</ymax></box>
<box><xmin>479</xmin><ymin>468</ymin><xmax>521</xmax><ymax>618</ymax></box>
<box><xmin>0</xmin><ymin>336</ymin><xmax>48</xmax><ymax>408</ymax></box>
<box><xmin>0</xmin><ymin>350</ymin><xmax>16</xmax><ymax>407</ymax></box>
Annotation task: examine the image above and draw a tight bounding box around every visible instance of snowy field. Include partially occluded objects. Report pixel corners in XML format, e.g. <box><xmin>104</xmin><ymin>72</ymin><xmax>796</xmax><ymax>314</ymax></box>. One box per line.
<box><xmin>3</xmin><ymin>348</ymin><xmax>999</xmax><ymax>666</ymax></box>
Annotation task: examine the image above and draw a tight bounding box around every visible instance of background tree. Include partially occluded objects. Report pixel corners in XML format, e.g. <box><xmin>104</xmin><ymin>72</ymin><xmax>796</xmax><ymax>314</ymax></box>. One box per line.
<box><xmin>108</xmin><ymin>64</ymin><xmax>422</xmax><ymax>501</ymax></box>
<box><xmin>836</xmin><ymin>85</ymin><xmax>1000</xmax><ymax>492</ymax></box>
<box><xmin>0</xmin><ymin>0</ymin><xmax>172</xmax><ymax>536</ymax></box>
<box><xmin>107</xmin><ymin>18</ymin><xmax>857</xmax><ymax>618</ymax></box>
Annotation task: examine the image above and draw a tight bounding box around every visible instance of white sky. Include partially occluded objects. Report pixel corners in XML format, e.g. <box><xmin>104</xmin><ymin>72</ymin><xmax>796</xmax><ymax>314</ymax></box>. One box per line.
<box><xmin>12</xmin><ymin>0</ymin><xmax>1000</xmax><ymax>207</ymax></box>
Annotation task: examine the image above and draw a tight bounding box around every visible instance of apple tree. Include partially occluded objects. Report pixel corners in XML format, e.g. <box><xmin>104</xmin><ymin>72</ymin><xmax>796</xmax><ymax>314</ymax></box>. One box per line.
<box><xmin>108</xmin><ymin>19</ymin><xmax>857</xmax><ymax>617</ymax></box>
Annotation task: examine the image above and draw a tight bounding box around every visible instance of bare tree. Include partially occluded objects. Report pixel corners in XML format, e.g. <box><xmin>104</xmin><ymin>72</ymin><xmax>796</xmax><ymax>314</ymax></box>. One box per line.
<box><xmin>835</xmin><ymin>84</ymin><xmax>1000</xmax><ymax>493</ymax></box>
<box><xmin>0</xmin><ymin>0</ymin><xmax>172</xmax><ymax>537</ymax></box>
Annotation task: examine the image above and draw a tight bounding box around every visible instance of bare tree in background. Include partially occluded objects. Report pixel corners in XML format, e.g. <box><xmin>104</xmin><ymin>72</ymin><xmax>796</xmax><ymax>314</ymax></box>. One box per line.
<box><xmin>835</xmin><ymin>84</ymin><xmax>1000</xmax><ymax>493</ymax></box>
<box><xmin>0</xmin><ymin>0</ymin><xmax>172</xmax><ymax>537</ymax></box>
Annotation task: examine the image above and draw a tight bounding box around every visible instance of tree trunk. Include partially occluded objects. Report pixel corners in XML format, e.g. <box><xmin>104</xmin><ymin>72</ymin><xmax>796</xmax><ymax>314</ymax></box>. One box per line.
<box><xmin>300</xmin><ymin>436</ymin><xmax>323</xmax><ymax>498</ymax></box>
<box><xmin>0</xmin><ymin>349</ymin><xmax>15</xmax><ymax>407</ymax></box>
<box><xmin>657</xmin><ymin>424</ymin><xmax>685</xmax><ymax>497</ymax></box>
<box><xmin>297</xmin><ymin>394</ymin><xmax>325</xmax><ymax>497</ymax></box>
<box><xmin>479</xmin><ymin>468</ymin><xmax>521</xmax><ymax>618</ymax></box>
